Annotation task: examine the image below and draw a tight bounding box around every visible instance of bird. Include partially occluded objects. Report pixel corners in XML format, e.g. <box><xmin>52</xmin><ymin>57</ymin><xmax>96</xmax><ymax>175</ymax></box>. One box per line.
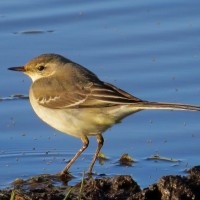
<box><xmin>8</xmin><ymin>53</ymin><xmax>200</xmax><ymax>175</ymax></box>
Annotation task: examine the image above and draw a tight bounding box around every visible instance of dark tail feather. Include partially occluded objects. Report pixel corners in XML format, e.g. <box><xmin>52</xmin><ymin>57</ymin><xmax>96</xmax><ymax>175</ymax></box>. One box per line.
<box><xmin>135</xmin><ymin>102</ymin><xmax>200</xmax><ymax>111</ymax></box>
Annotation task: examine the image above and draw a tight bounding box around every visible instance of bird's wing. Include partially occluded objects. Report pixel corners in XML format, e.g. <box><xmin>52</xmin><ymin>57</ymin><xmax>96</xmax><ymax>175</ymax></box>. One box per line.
<box><xmin>83</xmin><ymin>82</ymin><xmax>143</xmax><ymax>107</ymax></box>
<box><xmin>31</xmin><ymin>77</ymin><xmax>143</xmax><ymax>109</ymax></box>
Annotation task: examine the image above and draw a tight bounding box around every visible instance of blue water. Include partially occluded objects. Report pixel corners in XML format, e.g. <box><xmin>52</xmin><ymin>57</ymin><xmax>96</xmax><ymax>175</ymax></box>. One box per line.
<box><xmin>1</xmin><ymin>0</ymin><xmax>200</xmax><ymax>188</ymax></box>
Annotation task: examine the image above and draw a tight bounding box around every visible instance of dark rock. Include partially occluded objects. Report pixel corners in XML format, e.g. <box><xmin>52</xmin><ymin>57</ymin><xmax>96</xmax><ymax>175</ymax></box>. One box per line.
<box><xmin>133</xmin><ymin>166</ymin><xmax>200</xmax><ymax>200</ymax></box>
<box><xmin>158</xmin><ymin>175</ymin><xmax>196</xmax><ymax>200</ymax></box>
<box><xmin>132</xmin><ymin>184</ymin><xmax>161</xmax><ymax>200</ymax></box>
<box><xmin>73</xmin><ymin>175</ymin><xmax>141</xmax><ymax>200</ymax></box>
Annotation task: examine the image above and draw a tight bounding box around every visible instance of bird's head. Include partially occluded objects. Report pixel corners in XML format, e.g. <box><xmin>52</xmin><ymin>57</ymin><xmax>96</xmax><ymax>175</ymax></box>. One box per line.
<box><xmin>8</xmin><ymin>53</ymin><xmax>72</xmax><ymax>82</ymax></box>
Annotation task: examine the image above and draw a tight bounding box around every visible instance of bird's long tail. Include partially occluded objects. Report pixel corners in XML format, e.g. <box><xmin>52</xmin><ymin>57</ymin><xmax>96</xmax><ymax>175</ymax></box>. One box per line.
<box><xmin>134</xmin><ymin>101</ymin><xmax>200</xmax><ymax>111</ymax></box>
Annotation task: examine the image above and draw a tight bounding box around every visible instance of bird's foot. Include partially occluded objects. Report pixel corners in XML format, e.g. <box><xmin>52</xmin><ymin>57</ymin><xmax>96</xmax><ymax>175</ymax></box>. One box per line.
<box><xmin>59</xmin><ymin>170</ymin><xmax>73</xmax><ymax>182</ymax></box>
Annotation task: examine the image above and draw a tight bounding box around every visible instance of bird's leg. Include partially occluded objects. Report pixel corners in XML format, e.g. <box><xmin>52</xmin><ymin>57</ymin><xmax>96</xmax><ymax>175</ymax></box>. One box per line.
<box><xmin>87</xmin><ymin>134</ymin><xmax>104</xmax><ymax>174</ymax></box>
<box><xmin>61</xmin><ymin>136</ymin><xmax>89</xmax><ymax>175</ymax></box>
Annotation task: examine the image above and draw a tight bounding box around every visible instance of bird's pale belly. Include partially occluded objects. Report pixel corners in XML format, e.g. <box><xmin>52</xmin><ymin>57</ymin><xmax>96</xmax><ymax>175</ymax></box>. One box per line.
<box><xmin>30</xmin><ymin>98</ymin><xmax>120</xmax><ymax>138</ymax></box>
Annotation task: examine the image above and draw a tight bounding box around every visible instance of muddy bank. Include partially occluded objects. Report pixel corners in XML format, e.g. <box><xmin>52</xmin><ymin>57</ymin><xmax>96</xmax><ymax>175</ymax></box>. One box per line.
<box><xmin>1</xmin><ymin>166</ymin><xmax>200</xmax><ymax>200</ymax></box>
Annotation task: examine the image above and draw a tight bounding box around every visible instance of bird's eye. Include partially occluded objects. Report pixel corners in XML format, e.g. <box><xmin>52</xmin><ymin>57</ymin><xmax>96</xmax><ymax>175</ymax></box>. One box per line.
<box><xmin>37</xmin><ymin>66</ymin><xmax>45</xmax><ymax>71</ymax></box>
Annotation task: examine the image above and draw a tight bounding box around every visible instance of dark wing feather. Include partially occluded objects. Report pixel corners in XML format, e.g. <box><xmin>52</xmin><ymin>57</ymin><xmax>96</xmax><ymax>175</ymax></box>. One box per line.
<box><xmin>83</xmin><ymin>82</ymin><xmax>143</xmax><ymax>107</ymax></box>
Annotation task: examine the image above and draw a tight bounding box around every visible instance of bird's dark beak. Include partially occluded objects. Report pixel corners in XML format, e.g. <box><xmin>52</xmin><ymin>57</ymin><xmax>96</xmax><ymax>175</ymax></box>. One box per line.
<box><xmin>8</xmin><ymin>66</ymin><xmax>25</xmax><ymax>72</ymax></box>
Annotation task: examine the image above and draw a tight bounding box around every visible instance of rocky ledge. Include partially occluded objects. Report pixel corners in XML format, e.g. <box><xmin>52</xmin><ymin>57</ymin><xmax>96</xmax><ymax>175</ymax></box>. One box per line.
<box><xmin>1</xmin><ymin>166</ymin><xmax>200</xmax><ymax>200</ymax></box>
